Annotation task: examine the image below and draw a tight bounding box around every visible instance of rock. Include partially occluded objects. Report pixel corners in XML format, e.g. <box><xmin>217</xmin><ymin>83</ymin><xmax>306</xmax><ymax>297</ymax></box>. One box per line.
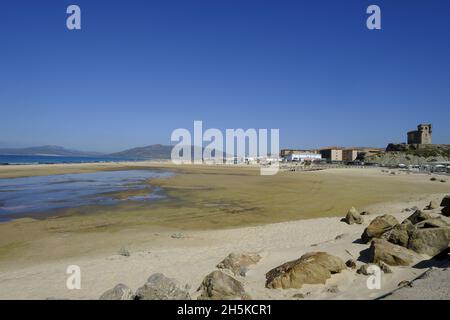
<box><xmin>360</xmin><ymin>211</ymin><xmax>371</xmax><ymax>216</ymax></box>
<box><xmin>377</xmin><ymin>261</ymin><xmax>392</xmax><ymax>274</ymax></box>
<box><xmin>135</xmin><ymin>273</ymin><xmax>191</xmax><ymax>300</ymax></box>
<box><xmin>198</xmin><ymin>271</ymin><xmax>249</xmax><ymax>300</ymax></box>
<box><xmin>385</xmin><ymin>221</ymin><xmax>415</xmax><ymax>247</ymax></box>
<box><xmin>361</xmin><ymin>215</ymin><xmax>399</xmax><ymax>243</ymax></box>
<box><xmin>424</xmin><ymin>200</ymin><xmax>439</xmax><ymax>210</ymax></box>
<box><xmin>357</xmin><ymin>264</ymin><xmax>375</xmax><ymax>275</ymax></box>
<box><xmin>441</xmin><ymin>206</ymin><xmax>450</xmax><ymax>217</ymax></box>
<box><xmin>440</xmin><ymin>196</ymin><xmax>450</xmax><ymax>207</ymax></box>
<box><xmin>345</xmin><ymin>259</ymin><xmax>357</xmax><ymax>269</ymax></box>
<box><xmin>265</xmin><ymin>252</ymin><xmax>346</xmax><ymax>289</ymax></box>
<box><xmin>171</xmin><ymin>233</ymin><xmax>185</xmax><ymax>239</ymax></box>
<box><xmin>99</xmin><ymin>284</ymin><xmax>134</xmax><ymax>300</ymax></box>
<box><xmin>406</xmin><ymin>210</ymin><xmax>432</xmax><ymax>225</ymax></box>
<box><xmin>408</xmin><ymin>227</ymin><xmax>450</xmax><ymax>256</ymax></box>
<box><xmin>369</xmin><ymin>238</ymin><xmax>418</xmax><ymax>266</ymax></box>
<box><xmin>344</xmin><ymin>207</ymin><xmax>363</xmax><ymax>225</ymax></box>
<box><xmin>415</xmin><ymin>216</ymin><xmax>450</xmax><ymax>229</ymax></box>
<box><xmin>217</xmin><ymin>252</ymin><xmax>262</xmax><ymax>276</ymax></box>
<box><xmin>292</xmin><ymin>293</ymin><xmax>305</xmax><ymax>299</ymax></box>
<box><xmin>430</xmin><ymin>177</ymin><xmax>437</xmax><ymax>181</ymax></box>
<box><xmin>118</xmin><ymin>247</ymin><xmax>130</xmax><ymax>257</ymax></box>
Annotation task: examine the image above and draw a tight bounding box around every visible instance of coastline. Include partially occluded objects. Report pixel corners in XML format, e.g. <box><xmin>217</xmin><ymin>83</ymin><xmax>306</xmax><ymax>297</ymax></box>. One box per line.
<box><xmin>0</xmin><ymin>163</ymin><xmax>449</xmax><ymax>299</ymax></box>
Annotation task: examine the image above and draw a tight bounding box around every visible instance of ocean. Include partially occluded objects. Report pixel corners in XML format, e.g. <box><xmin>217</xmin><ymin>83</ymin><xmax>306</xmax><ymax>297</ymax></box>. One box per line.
<box><xmin>0</xmin><ymin>154</ymin><xmax>135</xmax><ymax>165</ymax></box>
<box><xmin>0</xmin><ymin>169</ymin><xmax>173</xmax><ymax>221</ymax></box>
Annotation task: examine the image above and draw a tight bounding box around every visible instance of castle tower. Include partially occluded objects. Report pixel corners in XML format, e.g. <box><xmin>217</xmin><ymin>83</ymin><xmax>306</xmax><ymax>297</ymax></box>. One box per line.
<box><xmin>407</xmin><ymin>124</ymin><xmax>432</xmax><ymax>145</ymax></box>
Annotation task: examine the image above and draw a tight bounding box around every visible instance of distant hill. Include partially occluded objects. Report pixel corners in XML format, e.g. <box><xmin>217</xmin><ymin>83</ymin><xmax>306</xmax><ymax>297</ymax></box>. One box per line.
<box><xmin>0</xmin><ymin>145</ymin><xmax>104</xmax><ymax>157</ymax></box>
<box><xmin>109</xmin><ymin>144</ymin><xmax>173</xmax><ymax>159</ymax></box>
<box><xmin>109</xmin><ymin>144</ymin><xmax>228</xmax><ymax>160</ymax></box>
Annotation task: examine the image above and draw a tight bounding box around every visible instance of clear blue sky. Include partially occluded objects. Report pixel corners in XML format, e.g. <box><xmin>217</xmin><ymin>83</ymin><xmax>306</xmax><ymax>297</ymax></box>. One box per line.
<box><xmin>1</xmin><ymin>0</ymin><xmax>449</xmax><ymax>152</ymax></box>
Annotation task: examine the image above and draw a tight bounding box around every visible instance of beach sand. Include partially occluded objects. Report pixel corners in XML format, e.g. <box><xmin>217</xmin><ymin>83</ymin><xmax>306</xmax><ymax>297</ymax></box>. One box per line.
<box><xmin>0</xmin><ymin>163</ymin><xmax>448</xmax><ymax>299</ymax></box>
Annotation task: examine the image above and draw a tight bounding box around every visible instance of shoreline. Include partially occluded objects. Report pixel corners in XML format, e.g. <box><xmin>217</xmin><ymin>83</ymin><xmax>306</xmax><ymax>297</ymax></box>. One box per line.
<box><xmin>0</xmin><ymin>163</ymin><xmax>449</xmax><ymax>299</ymax></box>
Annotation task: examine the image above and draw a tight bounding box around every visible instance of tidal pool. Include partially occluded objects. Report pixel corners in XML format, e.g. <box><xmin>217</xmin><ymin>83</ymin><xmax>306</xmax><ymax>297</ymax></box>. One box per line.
<box><xmin>0</xmin><ymin>170</ymin><xmax>172</xmax><ymax>221</ymax></box>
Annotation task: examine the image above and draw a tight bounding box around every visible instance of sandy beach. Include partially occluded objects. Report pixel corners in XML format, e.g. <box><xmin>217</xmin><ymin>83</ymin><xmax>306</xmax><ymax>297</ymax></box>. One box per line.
<box><xmin>0</xmin><ymin>163</ymin><xmax>449</xmax><ymax>299</ymax></box>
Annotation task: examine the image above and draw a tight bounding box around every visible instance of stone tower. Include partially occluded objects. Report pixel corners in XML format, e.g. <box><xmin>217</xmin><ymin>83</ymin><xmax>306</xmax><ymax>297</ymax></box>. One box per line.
<box><xmin>407</xmin><ymin>124</ymin><xmax>432</xmax><ymax>145</ymax></box>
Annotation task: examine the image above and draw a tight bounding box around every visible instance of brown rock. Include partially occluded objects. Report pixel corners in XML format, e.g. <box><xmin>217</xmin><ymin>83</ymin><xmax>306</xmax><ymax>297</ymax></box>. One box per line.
<box><xmin>344</xmin><ymin>207</ymin><xmax>363</xmax><ymax>225</ymax></box>
<box><xmin>408</xmin><ymin>227</ymin><xmax>450</xmax><ymax>256</ymax></box>
<box><xmin>369</xmin><ymin>238</ymin><xmax>418</xmax><ymax>266</ymax></box>
<box><xmin>265</xmin><ymin>252</ymin><xmax>346</xmax><ymax>289</ymax></box>
<box><xmin>198</xmin><ymin>271</ymin><xmax>249</xmax><ymax>300</ymax></box>
<box><xmin>217</xmin><ymin>252</ymin><xmax>261</xmax><ymax>276</ymax></box>
<box><xmin>415</xmin><ymin>216</ymin><xmax>450</xmax><ymax>229</ymax></box>
<box><xmin>361</xmin><ymin>215</ymin><xmax>399</xmax><ymax>243</ymax></box>
<box><xmin>385</xmin><ymin>220</ymin><xmax>415</xmax><ymax>247</ymax></box>
<box><xmin>345</xmin><ymin>259</ymin><xmax>357</xmax><ymax>269</ymax></box>
<box><xmin>406</xmin><ymin>210</ymin><xmax>432</xmax><ymax>225</ymax></box>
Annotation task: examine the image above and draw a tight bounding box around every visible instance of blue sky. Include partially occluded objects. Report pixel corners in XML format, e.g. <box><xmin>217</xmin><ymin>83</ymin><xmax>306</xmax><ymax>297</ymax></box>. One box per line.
<box><xmin>1</xmin><ymin>0</ymin><xmax>449</xmax><ymax>152</ymax></box>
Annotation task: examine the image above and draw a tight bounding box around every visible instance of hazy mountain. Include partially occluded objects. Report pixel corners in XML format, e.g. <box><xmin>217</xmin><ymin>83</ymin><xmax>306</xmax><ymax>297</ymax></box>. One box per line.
<box><xmin>109</xmin><ymin>144</ymin><xmax>228</xmax><ymax>160</ymax></box>
<box><xmin>0</xmin><ymin>145</ymin><xmax>104</xmax><ymax>157</ymax></box>
<box><xmin>109</xmin><ymin>144</ymin><xmax>173</xmax><ymax>159</ymax></box>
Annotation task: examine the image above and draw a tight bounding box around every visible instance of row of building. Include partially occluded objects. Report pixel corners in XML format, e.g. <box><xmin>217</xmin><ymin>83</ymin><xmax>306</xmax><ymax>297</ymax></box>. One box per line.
<box><xmin>280</xmin><ymin>147</ymin><xmax>383</xmax><ymax>163</ymax></box>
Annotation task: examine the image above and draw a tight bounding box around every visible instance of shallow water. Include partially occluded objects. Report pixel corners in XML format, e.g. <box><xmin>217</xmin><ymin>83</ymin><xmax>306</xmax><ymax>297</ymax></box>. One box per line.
<box><xmin>0</xmin><ymin>170</ymin><xmax>172</xmax><ymax>221</ymax></box>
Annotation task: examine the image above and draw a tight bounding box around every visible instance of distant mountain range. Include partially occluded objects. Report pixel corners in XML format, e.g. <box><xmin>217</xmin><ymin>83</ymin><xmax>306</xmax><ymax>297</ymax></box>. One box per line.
<box><xmin>0</xmin><ymin>144</ymin><xmax>174</xmax><ymax>159</ymax></box>
<box><xmin>109</xmin><ymin>144</ymin><xmax>173</xmax><ymax>159</ymax></box>
<box><xmin>0</xmin><ymin>145</ymin><xmax>104</xmax><ymax>157</ymax></box>
<box><xmin>0</xmin><ymin>144</ymin><xmax>230</xmax><ymax>160</ymax></box>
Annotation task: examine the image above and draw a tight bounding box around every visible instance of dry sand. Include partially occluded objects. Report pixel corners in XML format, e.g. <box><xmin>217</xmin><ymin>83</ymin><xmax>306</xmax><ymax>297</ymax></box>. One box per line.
<box><xmin>0</xmin><ymin>163</ymin><xmax>449</xmax><ymax>299</ymax></box>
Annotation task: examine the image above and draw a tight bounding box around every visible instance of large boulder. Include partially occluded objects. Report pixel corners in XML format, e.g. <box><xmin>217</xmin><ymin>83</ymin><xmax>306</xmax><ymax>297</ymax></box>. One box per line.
<box><xmin>408</xmin><ymin>227</ymin><xmax>450</xmax><ymax>256</ymax></box>
<box><xmin>361</xmin><ymin>215</ymin><xmax>399</xmax><ymax>243</ymax></box>
<box><xmin>217</xmin><ymin>252</ymin><xmax>261</xmax><ymax>276</ymax></box>
<box><xmin>385</xmin><ymin>220</ymin><xmax>415</xmax><ymax>247</ymax></box>
<box><xmin>415</xmin><ymin>216</ymin><xmax>450</xmax><ymax>229</ymax></box>
<box><xmin>197</xmin><ymin>271</ymin><xmax>249</xmax><ymax>300</ymax></box>
<box><xmin>99</xmin><ymin>284</ymin><xmax>134</xmax><ymax>300</ymax></box>
<box><xmin>368</xmin><ymin>238</ymin><xmax>419</xmax><ymax>266</ymax></box>
<box><xmin>440</xmin><ymin>196</ymin><xmax>450</xmax><ymax>207</ymax></box>
<box><xmin>344</xmin><ymin>207</ymin><xmax>363</xmax><ymax>225</ymax></box>
<box><xmin>265</xmin><ymin>252</ymin><xmax>346</xmax><ymax>289</ymax></box>
<box><xmin>135</xmin><ymin>273</ymin><xmax>191</xmax><ymax>300</ymax></box>
<box><xmin>406</xmin><ymin>210</ymin><xmax>432</xmax><ymax>225</ymax></box>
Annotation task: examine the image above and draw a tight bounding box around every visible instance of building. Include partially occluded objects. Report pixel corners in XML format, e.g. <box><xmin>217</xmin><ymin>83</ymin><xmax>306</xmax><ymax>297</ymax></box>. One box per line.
<box><xmin>280</xmin><ymin>149</ymin><xmax>319</xmax><ymax>158</ymax></box>
<box><xmin>284</xmin><ymin>153</ymin><xmax>322</xmax><ymax>162</ymax></box>
<box><xmin>407</xmin><ymin>124</ymin><xmax>432</xmax><ymax>145</ymax></box>
<box><xmin>319</xmin><ymin>148</ymin><xmax>343</xmax><ymax>162</ymax></box>
<box><xmin>342</xmin><ymin>149</ymin><xmax>359</xmax><ymax>163</ymax></box>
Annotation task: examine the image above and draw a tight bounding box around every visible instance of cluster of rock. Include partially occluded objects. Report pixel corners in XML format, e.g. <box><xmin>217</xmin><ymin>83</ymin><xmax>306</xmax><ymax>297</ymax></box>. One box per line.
<box><xmin>100</xmin><ymin>196</ymin><xmax>450</xmax><ymax>300</ymax></box>
<box><xmin>99</xmin><ymin>252</ymin><xmax>261</xmax><ymax>300</ymax></box>
<box><xmin>99</xmin><ymin>273</ymin><xmax>191</xmax><ymax>300</ymax></box>
<box><xmin>359</xmin><ymin>199</ymin><xmax>450</xmax><ymax>259</ymax></box>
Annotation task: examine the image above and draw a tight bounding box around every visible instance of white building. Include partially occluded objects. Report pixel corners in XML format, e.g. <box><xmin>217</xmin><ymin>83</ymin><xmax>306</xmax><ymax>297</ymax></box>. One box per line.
<box><xmin>284</xmin><ymin>153</ymin><xmax>322</xmax><ymax>162</ymax></box>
